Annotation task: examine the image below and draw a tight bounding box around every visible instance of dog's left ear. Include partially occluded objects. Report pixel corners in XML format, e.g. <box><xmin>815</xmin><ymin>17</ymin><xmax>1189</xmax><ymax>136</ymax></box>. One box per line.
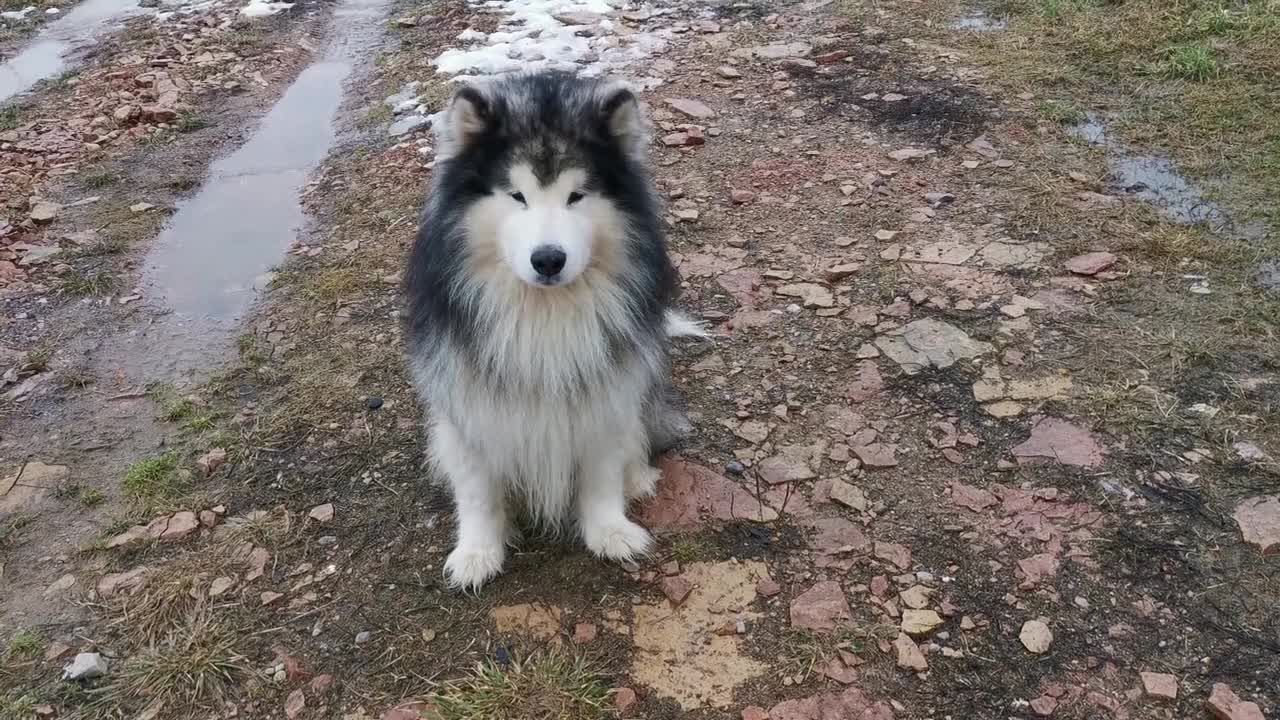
<box><xmin>436</xmin><ymin>84</ymin><xmax>493</xmax><ymax>158</ymax></box>
<box><xmin>600</xmin><ymin>85</ymin><xmax>648</xmax><ymax>159</ymax></box>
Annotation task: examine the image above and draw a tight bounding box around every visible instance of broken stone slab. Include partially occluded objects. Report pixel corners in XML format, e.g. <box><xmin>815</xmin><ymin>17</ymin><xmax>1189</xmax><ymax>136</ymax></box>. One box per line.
<box><xmin>757</xmin><ymin>443</ymin><xmax>825</xmax><ymax>485</ymax></box>
<box><xmin>893</xmin><ymin>633</ymin><xmax>928</xmax><ymax>671</ymax></box>
<box><xmin>1140</xmin><ymin>671</ymin><xmax>1177</xmax><ymax>701</ymax></box>
<box><xmin>769</xmin><ymin>686</ymin><xmax>895</xmax><ymax>719</ymax></box>
<box><xmin>776</xmin><ymin>282</ymin><xmax>834</xmax><ymax>308</ymax></box>
<box><xmin>1232</xmin><ymin>495</ymin><xmax>1280</xmax><ymax>555</ymax></box>
<box><xmin>899</xmin><ymin>241</ymin><xmax>976</xmax><ymax>265</ymax></box>
<box><xmin>1207</xmin><ymin>683</ymin><xmax>1264</xmax><ymax>720</ymax></box>
<box><xmin>1019</xmin><ymin>620</ymin><xmax>1052</xmax><ymax>654</ymax></box>
<box><xmin>732</xmin><ymin>41</ymin><xmax>813</xmax><ymax>60</ymax></box>
<box><xmin>900</xmin><ymin>609</ymin><xmax>943</xmax><ymax>637</ymax></box>
<box><xmin>876</xmin><ymin>318</ymin><xmax>993</xmax><ymax>374</ymax></box>
<box><xmin>30</xmin><ymin>201</ymin><xmax>60</xmax><ymax>224</ymax></box>
<box><xmin>638</xmin><ymin>455</ymin><xmax>777</xmax><ymax>531</ymax></box>
<box><xmin>789</xmin><ymin>581</ymin><xmax>852</xmax><ymax>632</ymax></box>
<box><xmin>665</xmin><ymin>98</ymin><xmax>715</xmax><ymax>119</ymax></box>
<box><xmin>1011</xmin><ymin>417</ymin><xmax>1106</xmax><ymax>468</ymax></box>
<box><xmin>1064</xmin><ymin>251</ymin><xmax>1117</xmax><ymax>275</ymax></box>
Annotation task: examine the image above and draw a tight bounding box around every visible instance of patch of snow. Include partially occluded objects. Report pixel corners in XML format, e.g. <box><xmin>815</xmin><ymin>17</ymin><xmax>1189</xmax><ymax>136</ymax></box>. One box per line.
<box><xmin>431</xmin><ymin>0</ymin><xmax>672</xmax><ymax>79</ymax></box>
<box><xmin>1</xmin><ymin>6</ymin><xmax>36</xmax><ymax>21</ymax></box>
<box><xmin>240</xmin><ymin>0</ymin><xmax>293</xmax><ymax>17</ymax></box>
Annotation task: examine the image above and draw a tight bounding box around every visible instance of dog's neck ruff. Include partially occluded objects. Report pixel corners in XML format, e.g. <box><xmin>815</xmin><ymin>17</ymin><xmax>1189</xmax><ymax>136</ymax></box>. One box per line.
<box><xmin>451</xmin><ymin>267</ymin><xmax>646</xmax><ymax>397</ymax></box>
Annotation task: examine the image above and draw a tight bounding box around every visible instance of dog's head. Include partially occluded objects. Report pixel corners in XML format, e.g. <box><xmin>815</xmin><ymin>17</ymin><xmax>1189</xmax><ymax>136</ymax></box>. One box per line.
<box><xmin>434</xmin><ymin>72</ymin><xmax>650</xmax><ymax>289</ymax></box>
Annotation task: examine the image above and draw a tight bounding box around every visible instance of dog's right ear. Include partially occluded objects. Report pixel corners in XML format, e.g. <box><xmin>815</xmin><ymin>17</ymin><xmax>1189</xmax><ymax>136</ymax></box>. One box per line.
<box><xmin>600</xmin><ymin>85</ymin><xmax>648</xmax><ymax>160</ymax></box>
<box><xmin>436</xmin><ymin>85</ymin><xmax>492</xmax><ymax>158</ymax></box>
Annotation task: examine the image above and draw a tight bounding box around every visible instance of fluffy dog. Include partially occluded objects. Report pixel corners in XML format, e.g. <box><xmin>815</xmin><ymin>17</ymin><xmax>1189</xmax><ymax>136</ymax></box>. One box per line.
<box><xmin>403</xmin><ymin>71</ymin><xmax>701</xmax><ymax>590</ymax></box>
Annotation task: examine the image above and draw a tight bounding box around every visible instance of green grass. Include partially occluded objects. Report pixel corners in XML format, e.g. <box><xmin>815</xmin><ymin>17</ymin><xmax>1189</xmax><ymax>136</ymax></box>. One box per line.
<box><xmin>0</xmin><ymin>693</ymin><xmax>38</xmax><ymax>720</ymax></box>
<box><xmin>0</xmin><ymin>106</ymin><xmax>20</xmax><ymax>131</ymax></box>
<box><xmin>122</xmin><ymin>453</ymin><xmax>182</xmax><ymax>505</ymax></box>
<box><xmin>70</xmin><ymin>237</ymin><xmax>130</xmax><ymax>258</ymax></box>
<box><xmin>81</xmin><ymin>170</ymin><xmax>122</xmax><ymax>189</ymax></box>
<box><xmin>103</xmin><ymin>612</ymin><xmax>248</xmax><ymax>713</ymax></box>
<box><xmin>959</xmin><ymin>0</ymin><xmax>1280</xmax><ymax>233</ymax></box>
<box><xmin>1035</xmin><ymin>99</ymin><xmax>1086</xmax><ymax>124</ymax></box>
<box><xmin>4</xmin><ymin>631</ymin><xmax>42</xmax><ymax>660</ymax></box>
<box><xmin>1162</xmin><ymin>41</ymin><xmax>1219</xmax><ymax>80</ymax></box>
<box><xmin>358</xmin><ymin>102</ymin><xmax>394</xmax><ymax>129</ymax></box>
<box><xmin>0</xmin><ymin>513</ymin><xmax>35</xmax><ymax>550</ymax></box>
<box><xmin>61</xmin><ymin>271</ymin><xmax>119</xmax><ymax>297</ymax></box>
<box><xmin>54</xmin><ymin>483</ymin><xmax>107</xmax><ymax>508</ymax></box>
<box><xmin>432</xmin><ymin>653</ymin><xmax>612</xmax><ymax>720</ymax></box>
<box><xmin>174</xmin><ymin>112</ymin><xmax>207</xmax><ymax>133</ymax></box>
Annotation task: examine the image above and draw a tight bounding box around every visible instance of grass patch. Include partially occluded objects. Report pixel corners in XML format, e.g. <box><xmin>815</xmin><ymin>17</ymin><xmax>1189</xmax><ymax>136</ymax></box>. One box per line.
<box><xmin>102</xmin><ymin>606</ymin><xmax>249</xmax><ymax>715</ymax></box>
<box><xmin>0</xmin><ymin>513</ymin><xmax>35</xmax><ymax>550</ymax></box>
<box><xmin>175</xmin><ymin>112</ymin><xmax>207</xmax><ymax>133</ymax></box>
<box><xmin>70</xmin><ymin>237</ymin><xmax>130</xmax><ymax>258</ymax></box>
<box><xmin>953</xmin><ymin>0</ymin><xmax>1280</xmax><ymax>233</ymax></box>
<box><xmin>358</xmin><ymin>102</ymin><xmax>394</xmax><ymax>129</ymax></box>
<box><xmin>1161</xmin><ymin>41</ymin><xmax>1219</xmax><ymax>80</ymax></box>
<box><xmin>54</xmin><ymin>482</ymin><xmax>107</xmax><ymax>508</ymax></box>
<box><xmin>61</xmin><ymin>270</ymin><xmax>119</xmax><ymax>297</ymax></box>
<box><xmin>4</xmin><ymin>631</ymin><xmax>42</xmax><ymax>661</ymax></box>
<box><xmin>0</xmin><ymin>693</ymin><xmax>38</xmax><ymax>720</ymax></box>
<box><xmin>0</xmin><ymin>106</ymin><xmax>20</xmax><ymax>131</ymax></box>
<box><xmin>122</xmin><ymin>453</ymin><xmax>183</xmax><ymax>506</ymax></box>
<box><xmin>1035</xmin><ymin>98</ymin><xmax>1086</xmax><ymax>124</ymax></box>
<box><xmin>432</xmin><ymin>652</ymin><xmax>612</xmax><ymax>720</ymax></box>
<box><xmin>58</xmin><ymin>367</ymin><xmax>96</xmax><ymax>390</ymax></box>
<box><xmin>81</xmin><ymin>169</ymin><xmax>122</xmax><ymax>188</ymax></box>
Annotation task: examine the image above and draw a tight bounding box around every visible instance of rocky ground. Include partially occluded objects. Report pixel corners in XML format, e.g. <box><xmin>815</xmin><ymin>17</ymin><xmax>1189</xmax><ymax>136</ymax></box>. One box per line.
<box><xmin>1</xmin><ymin>0</ymin><xmax>1278</xmax><ymax>718</ymax></box>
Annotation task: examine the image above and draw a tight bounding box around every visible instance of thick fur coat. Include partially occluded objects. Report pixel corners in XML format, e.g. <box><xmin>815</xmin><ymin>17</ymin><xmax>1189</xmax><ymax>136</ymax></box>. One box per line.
<box><xmin>403</xmin><ymin>71</ymin><xmax>697</xmax><ymax>589</ymax></box>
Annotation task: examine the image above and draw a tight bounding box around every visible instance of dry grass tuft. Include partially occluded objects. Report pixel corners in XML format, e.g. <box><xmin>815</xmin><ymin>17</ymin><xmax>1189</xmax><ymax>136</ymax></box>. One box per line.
<box><xmin>431</xmin><ymin>652</ymin><xmax>613</xmax><ymax>720</ymax></box>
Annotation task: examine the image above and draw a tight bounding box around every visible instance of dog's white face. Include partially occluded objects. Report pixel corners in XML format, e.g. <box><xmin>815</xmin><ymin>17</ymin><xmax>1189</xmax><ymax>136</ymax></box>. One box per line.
<box><xmin>499</xmin><ymin>164</ymin><xmax>593</xmax><ymax>288</ymax></box>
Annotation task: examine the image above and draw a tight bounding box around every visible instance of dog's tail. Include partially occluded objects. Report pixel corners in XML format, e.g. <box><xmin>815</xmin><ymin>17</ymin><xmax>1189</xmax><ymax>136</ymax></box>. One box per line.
<box><xmin>663</xmin><ymin>309</ymin><xmax>710</xmax><ymax>339</ymax></box>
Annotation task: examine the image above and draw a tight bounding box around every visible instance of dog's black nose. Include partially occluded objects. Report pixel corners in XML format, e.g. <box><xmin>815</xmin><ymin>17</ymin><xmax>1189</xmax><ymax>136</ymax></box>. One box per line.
<box><xmin>530</xmin><ymin>246</ymin><xmax>567</xmax><ymax>278</ymax></box>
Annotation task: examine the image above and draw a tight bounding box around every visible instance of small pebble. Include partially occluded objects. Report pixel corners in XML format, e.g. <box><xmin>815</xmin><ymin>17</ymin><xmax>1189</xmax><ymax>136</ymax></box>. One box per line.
<box><xmin>366</xmin><ymin>395</ymin><xmax>384</xmax><ymax>410</ymax></box>
<box><xmin>355</xmin><ymin>631</ymin><xmax>372</xmax><ymax>645</ymax></box>
<box><xmin>725</xmin><ymin>460</ymin><xmax>745</xmax><ymax>475</ymax></box>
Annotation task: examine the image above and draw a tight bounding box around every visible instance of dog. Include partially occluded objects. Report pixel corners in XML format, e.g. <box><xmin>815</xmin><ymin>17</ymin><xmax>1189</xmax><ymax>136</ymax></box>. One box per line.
<box><xmin>403</xmin><ymin>71</ymin><xmax>703</xmax><ymax>590</ymax></box>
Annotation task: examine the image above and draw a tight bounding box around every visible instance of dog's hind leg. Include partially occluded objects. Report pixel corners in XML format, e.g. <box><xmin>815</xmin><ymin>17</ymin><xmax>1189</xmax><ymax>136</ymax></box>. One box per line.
<box><xmin>624</xmin><ymin>461</ymin><xmax>661</xmax><ymax>500</ymax></box>
<box><xmin>432</xmin><ymin>417</ymin><xmax>509</xmax><ymax>591</ymax></box>
<box><xmin>577</xmin><ymin>437</ymin><xmax>653</xmax><ymax>562</ymax></box>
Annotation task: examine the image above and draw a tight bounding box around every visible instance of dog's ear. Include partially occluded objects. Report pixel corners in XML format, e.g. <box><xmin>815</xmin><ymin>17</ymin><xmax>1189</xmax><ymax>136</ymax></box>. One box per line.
<box><xmin>600</xmin><ymin>85</ymin><xmax>648</xmax><ymax>159</ymax></box>
<box><xmin>436</xmin><ymin>84</ymin><xmax>493</xmax><ymax>158</ymax></box>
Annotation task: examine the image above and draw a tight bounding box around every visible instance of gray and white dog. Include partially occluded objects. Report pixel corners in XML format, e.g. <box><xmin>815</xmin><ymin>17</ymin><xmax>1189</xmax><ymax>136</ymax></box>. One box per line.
<box><xmin>403</xmin><ymin>71</ymin><xmax>703</xmax><ymax>590</ymax></box>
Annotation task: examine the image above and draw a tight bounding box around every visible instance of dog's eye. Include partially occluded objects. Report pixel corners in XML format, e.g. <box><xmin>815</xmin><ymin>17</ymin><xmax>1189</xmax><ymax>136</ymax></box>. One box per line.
<box><xmin>567</xmin><ymin>192</ymin><xmax>584</xmax><ymax>206</ymax></box>
<box><xmin>510</xmin><ymin>192</ymin><xmax>526</xmax><ymax>204</ymax></box>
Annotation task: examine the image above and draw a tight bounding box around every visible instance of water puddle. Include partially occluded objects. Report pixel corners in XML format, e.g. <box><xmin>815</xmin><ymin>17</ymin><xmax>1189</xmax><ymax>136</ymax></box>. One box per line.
<box><xmin>0</xmin><ymin>0</ymin><xmax>146</xmax><ymax>103</ymax></box>
<box><xmin>100</xmin><ymin>0</ymin><xmax>390</xmax><ymax>382</ymax></box>
<box><xmin>950</xmin><ymin>9</ymin><xmax>1007</xmax><ymax>31</ymax></box>
<box><xmin>1067</xmin><ymin>114</ymin><xmax>1267</xmax><ymax>241</ymax></box>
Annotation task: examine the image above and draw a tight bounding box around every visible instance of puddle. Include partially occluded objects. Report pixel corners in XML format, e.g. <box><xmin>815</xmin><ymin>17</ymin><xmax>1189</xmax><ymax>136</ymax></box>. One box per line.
<box><xmin>1068</xmin><ymin>114</ymin><xmax>1267</xmax><ymax>241</ymax></box>
<box><xmin>99</xmin><ymin>0</ymin><xmax>390</xmax><ymax>382</ymax></box>
<box><xmin>0</xmin><ymin>0</ymin><xmax>147</xmax><ymax>103</ymax></box>
<box><xmin>950</xmin><ymin>9</ymin><xmax>1007</xmax><ymax>31</ymax></box>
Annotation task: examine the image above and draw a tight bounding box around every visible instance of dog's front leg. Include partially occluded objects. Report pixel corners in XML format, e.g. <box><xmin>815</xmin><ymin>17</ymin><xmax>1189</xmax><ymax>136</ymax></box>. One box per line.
<box><xmin>578</xmin><ymin>444</ymin><xmax>653</xmax><ymax>562</ymax></box>
<box><xmin>432</xmin><ymin>418</ymin><xmax>508</xmax><ymax>591</ymax></box>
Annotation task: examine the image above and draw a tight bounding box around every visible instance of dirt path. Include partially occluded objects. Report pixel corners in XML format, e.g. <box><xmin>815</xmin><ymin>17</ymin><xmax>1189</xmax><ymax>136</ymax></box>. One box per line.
<box><xmin>2</xmin><ymin>0</ymin><xmax>1278</xmax><ymax>718</ymax></box>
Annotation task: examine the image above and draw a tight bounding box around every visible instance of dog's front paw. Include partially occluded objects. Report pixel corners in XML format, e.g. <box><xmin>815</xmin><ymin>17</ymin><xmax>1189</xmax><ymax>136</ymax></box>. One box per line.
<box><xmin>583</xmin><ymin>518</ymin><xmax>653</xmax><ymax>562</ymax></box>
<box><xmin>444</xmin><ymin>544</ymin><xmax>505</xmax><ymax>591</ymax></box>
<box><xmin>624</xmin><ymin>464</ymin><xmax>661</xmax><ymax>501</ymax></box>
